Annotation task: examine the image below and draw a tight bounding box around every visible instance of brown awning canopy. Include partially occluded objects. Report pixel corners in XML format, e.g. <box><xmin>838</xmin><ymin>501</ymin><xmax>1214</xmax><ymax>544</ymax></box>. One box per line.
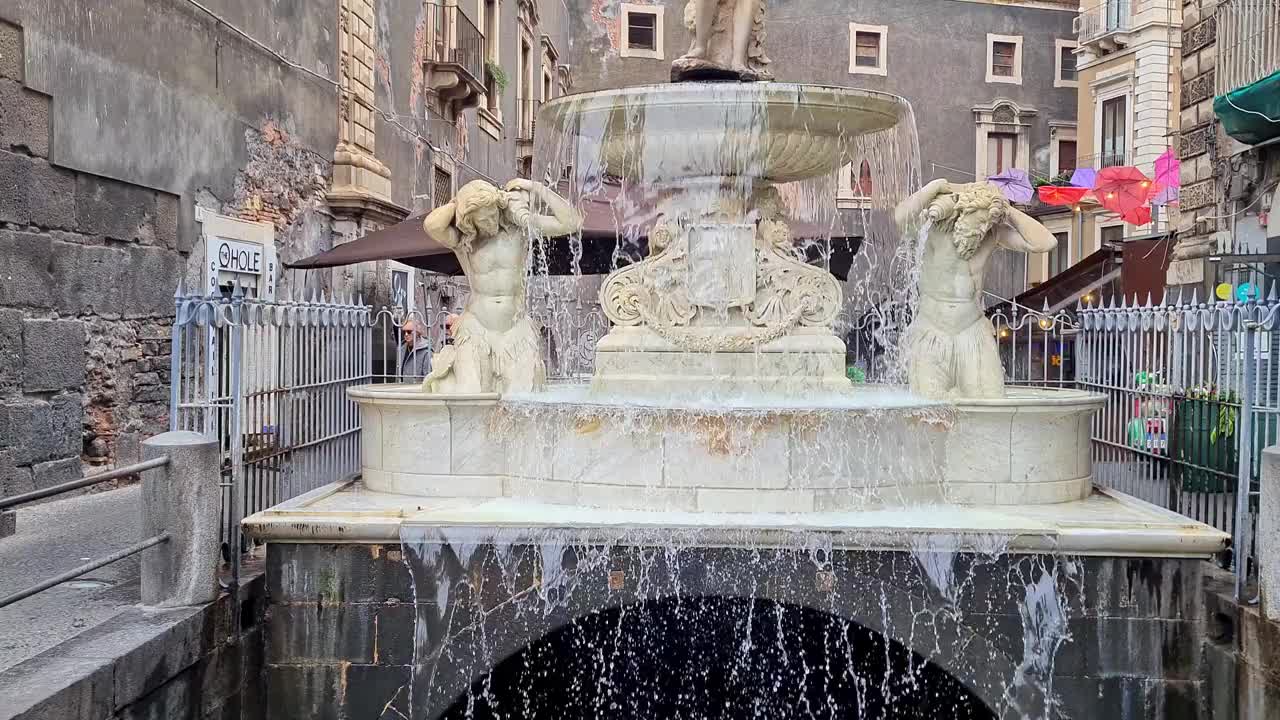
<box><xmin>286</xmin><ymin>192</ymin><xmax>864</xmax><ymax>280</ymax></box>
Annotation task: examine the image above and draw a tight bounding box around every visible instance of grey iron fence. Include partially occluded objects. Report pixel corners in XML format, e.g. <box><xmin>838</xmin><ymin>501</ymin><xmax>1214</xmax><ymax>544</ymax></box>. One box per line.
<box><xmin>169</xmin><ymin>285</ymin><xmax>605</xmax><ymax>554</ymax></box>
<box><xmin>1076</xmin><ymin>292</ymin><xmax>1280</xmax><ymax>597</ymax></box>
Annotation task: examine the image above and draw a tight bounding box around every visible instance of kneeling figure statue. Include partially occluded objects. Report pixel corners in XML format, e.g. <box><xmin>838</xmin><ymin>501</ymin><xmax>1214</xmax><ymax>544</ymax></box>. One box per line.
<box><xmin>421</xmin><ymin>179</ymin><xmax>583</xmax><ymax>395</ymax></box>
<box><xmin>895</xmin><ymin>180</ymin><xmax>1057</xmax><ymax>400</ymax></box>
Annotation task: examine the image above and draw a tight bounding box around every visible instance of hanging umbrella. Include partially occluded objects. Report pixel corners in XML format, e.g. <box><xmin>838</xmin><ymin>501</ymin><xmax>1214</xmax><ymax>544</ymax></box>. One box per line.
<box><xmin>986</xmin><ymin>168</ymin><xmax>1034</xmax><ymax>204</ymax></box>
<box><xmin>1069</xmin><ymin>167</ymin><xmax>1097</xmax><ymax>189</ymax></box>
<box><xmin>1154</xmin><ymin>147</ymin><xmax>1181</xmax><ymax>189</ymax></box>
<box><xmin>1120</xmin><ymin>205</ymin><xmax>1152</xmax><ymax>226</ymax></box>
<box><xmin>1153</xmin><ymin>184</ymin><xmax>1180</xmax><ymax>206</ymax></box>
<box><xmin>1094</xmin><ymin>166</ymin><xmax>1153</xmax><ymax>217</ymax></box>
<box><xmin>1038</xmin><ymin>185</ymin><xmax>1089</xmax><ymax>207</ymax></box>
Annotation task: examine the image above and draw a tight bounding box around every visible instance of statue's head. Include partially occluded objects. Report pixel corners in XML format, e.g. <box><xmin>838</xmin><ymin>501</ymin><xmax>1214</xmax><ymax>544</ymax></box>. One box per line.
<box><xmin>454</xmin><ymin>180</ymin><xmax>508</xmax><ymax>240</ymax></box>
<box><xmin>944</xmin><ymin>182</ymin><xmax>1008</xmax><ymax>260</ymax></box>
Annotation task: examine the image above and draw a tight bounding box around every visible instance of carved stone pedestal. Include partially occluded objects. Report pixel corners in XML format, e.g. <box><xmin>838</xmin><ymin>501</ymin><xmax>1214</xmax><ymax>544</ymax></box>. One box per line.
<box><xmin>592</xmin><ymin>188</ymin><xmax>848</xmax><ymax>396</ymax></box>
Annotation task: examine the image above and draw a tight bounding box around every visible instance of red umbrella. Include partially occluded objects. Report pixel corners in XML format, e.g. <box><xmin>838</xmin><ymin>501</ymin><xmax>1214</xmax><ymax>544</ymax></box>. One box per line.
<box><xmin>1094</xmin><ymin>166</ymin><xmax>1154</xmax><ymax>216</ymax></box>
<box><xmin>1120</xmin><ymin>205</ymin><xmax>1152</xmax><ymax>226</ymax></box>
<box><xmin>1038</xmin><ymin>185</ymin><xmax>1089</xmax><ymax>207</ymax></box>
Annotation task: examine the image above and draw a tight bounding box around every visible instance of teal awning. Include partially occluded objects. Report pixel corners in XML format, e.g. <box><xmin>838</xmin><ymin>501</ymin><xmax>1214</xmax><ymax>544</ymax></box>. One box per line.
<box><xmin>1214</xmin><ymin>69</ymin><xmax>1280</xmax><ymax>146</ymax></box>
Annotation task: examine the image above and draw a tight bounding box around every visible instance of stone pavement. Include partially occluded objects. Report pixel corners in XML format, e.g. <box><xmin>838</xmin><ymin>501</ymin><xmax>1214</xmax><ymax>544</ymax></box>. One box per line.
<box><xmin>0</xmin><ymin>485</ymin><xmax>141</xmax><ymax>672</ymax></box>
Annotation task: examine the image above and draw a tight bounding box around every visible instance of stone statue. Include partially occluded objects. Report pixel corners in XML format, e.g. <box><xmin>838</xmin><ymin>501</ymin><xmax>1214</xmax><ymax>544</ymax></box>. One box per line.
<box><xmin>895</xmin><ymin>179</ymin><xmax>1057</xmax><ymax>400</ymax></box>
<box><xmin>421</xmin><ymin>179</ymin><xmax>583</xmax><ymax>395</ymax></box>
<box><xmin>671</xmin><ymin>0</ymin><xmax>772</xmax><ymax>81</ymax></box>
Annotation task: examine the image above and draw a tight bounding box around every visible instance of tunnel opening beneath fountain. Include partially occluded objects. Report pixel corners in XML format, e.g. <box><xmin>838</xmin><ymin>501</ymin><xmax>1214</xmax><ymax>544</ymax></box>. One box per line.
<box><xmin>439</xmin><ymin>595</ymin><xmax>996</xmax><ymax>720</ymax></box>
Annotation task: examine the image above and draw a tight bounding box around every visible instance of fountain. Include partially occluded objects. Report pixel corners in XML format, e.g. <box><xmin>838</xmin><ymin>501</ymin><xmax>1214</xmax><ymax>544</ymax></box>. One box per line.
<box><xmin>246</xmin><ymin>4</ymin><xmax>1229</xmax><ymax>717</ymax></box>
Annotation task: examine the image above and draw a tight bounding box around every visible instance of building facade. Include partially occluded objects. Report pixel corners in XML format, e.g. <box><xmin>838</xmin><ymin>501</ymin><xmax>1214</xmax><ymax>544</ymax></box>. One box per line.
<box><xmin>0</xmin><ymin>0</ymin><xmax>571</xmax><ymax>516</ymax></box>
<box><xmin>1166</xmin><ymin>0</ymin><xmax>1280</xmax><ymax>296</ymax></box>
<box><xmin>1027</xmin><ymin>0</ymin><xmax>1182</xmax><ymax>291</ymax></box>
<box><xmin>563</xmin><ymin>0</ymin><xmax>1079</xmax><ymax>301</ymax></box>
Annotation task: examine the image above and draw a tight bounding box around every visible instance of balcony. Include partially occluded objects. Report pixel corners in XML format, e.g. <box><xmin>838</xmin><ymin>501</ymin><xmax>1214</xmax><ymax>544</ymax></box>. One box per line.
<box><xmin>424</xmin><ymin>2</ymin><xmax>486</xmax><ymax>115</ymax></box>
<box><xmin>1075</xmin><ymin>0</ymin><xmax>1132</xmax><ymax>49</ymax></box>
<box><xmin>1217</xmin><ymin>0</ymin><xmax>1280</xmax><ymax>94</ymax></box>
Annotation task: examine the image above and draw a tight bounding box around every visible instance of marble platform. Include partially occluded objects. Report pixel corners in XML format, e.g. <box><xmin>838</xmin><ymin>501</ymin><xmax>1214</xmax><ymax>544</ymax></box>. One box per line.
<box><xmin>242</xmin><ymin>478</ymin><xmax>1229</xmax><ymax>558</ymax></box>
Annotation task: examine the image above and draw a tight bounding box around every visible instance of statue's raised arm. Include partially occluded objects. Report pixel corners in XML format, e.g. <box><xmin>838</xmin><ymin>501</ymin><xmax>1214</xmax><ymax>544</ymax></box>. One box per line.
<box><xmin>504</xmin><ymin>179</ymin><xmax>584</xmax><ymax>238</ymax></box>
<box><xmin>423</xmin><ymin>201</ymin><xmax>462</xmax><ymax>250</ymax></box>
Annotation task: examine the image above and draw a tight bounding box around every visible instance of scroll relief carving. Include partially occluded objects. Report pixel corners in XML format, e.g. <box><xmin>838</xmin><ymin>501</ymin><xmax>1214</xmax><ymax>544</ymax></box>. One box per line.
<box><xmin>599</xmin><ymin>200</ymin><xmax>841</xmax><ymax>351</ymax></box>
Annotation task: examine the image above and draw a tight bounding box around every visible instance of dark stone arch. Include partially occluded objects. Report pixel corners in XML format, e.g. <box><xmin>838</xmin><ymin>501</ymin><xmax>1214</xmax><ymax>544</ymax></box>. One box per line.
<box><xmin>438</xmin><ymin>595</ymin><xmax>997</xmax><ymax>720</ymax></box>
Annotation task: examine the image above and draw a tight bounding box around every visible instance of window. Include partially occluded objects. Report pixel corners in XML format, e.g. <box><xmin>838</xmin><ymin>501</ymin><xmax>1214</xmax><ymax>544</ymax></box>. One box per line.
<box><xmin>620</xmin><ymin>4</ymin><xmax>664</xmax><ymax>58</ymax></box>
<box><xmin>518</xmin><ymin>37</ymin><xmax>534</xmax><ymax>137</ymax></box>
<box><xmin>853</xmin><ymin>160</ymin><xmax>873</xmax><ymax>197</ymax></box>
<box><xmin>1100</xmin><ymin>95</ymin><xmax>1127</xmax><ymax>167</ymax></box>
<box><xmin>483</xmin><ymin>0</ymin><xmax>500</xmax><ymax>114</ymax></box>
<box><xmin>847</xmin><ymin>24</ymin><xmax>887</xmax><ymax>76</ymax></box>
<box><xmin>1055</xmin><ymin>39</ymin><xmax>1079</xmax><ymax>88</ymax></box>
<box><xmin>986</xmin><ymin>34</ymin><xmax>1023</xmax><ymax>84</ymax></box>
<box><xmin>1048</xmin><ymin>232</ymin><xmax>1070</xmax><ymax>277</ymax></box>
<box><xmin>987</xmin><ymin>133</ymin><xmax>1018</xmax><ymax>175</ymax></box>
<box><xmin>434</xmin><ymin>166</ymin><xmax>453</xmax><ymax>207</ymax></box>
<box><xmin>1101</xmin><ymin>225</ymin><xmax>1125</xmax><ymax>246</ymax></box>
<box><xmin>1057</xmin><ymin>140</ymin><xmax>1077</xmax><ymax>175</ymax></box>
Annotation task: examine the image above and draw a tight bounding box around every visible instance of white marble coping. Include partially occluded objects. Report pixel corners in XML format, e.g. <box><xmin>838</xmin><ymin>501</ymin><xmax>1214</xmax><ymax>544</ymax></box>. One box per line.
<box><xmin>243</xmin><ymin>480</ymin><xmax>1229</xmax><ymax>558</ymax></box>
<box><xmin>347</xmin><ymin>385</ymin><xmax>500</xmax><ymax>404</ymax></box>
<box><xmin>954</xmin><ymin>388</ymin><xmax>1107</xmax><ymax>409</ymax></box>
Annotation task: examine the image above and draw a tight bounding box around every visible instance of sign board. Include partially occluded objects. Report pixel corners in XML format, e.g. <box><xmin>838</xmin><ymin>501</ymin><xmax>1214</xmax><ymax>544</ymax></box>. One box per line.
<box><xmin>391</xmin><ymin>269</ymin><xmax>411</xmax><ymax>314</ymax></box>
<box><xmin>214</xmin><ymin>238</ymin><xmax>264</xmax><ymax>276</ymax></box>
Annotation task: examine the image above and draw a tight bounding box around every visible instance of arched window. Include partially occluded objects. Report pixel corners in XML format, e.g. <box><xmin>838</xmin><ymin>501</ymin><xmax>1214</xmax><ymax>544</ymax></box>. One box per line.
<box><xmin>854</xmin><ymin>160</ymin><xmax>873</xmax><ymax>197</ymax></box>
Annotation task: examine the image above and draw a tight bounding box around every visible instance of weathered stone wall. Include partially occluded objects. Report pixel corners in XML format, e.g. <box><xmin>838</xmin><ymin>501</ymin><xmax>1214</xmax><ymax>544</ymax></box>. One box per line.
<box><xmin>0</xmin><ymin>572</ymin><xmax>267</xmax><ymax>720</ymax></box>
<box><xmin>0</xmin><ymin>17</ymin><xmax>185</xmax><ymax>530</ymax></box>
<box><xmin>1169</xmin><ymin>0</ymin><xmax>1221</xmax><ymax>279</ymax></box>
<box><xmin>262</xmin><ymin>541</ymin><xmax>1208</xmax><ymax>719</ymax></box>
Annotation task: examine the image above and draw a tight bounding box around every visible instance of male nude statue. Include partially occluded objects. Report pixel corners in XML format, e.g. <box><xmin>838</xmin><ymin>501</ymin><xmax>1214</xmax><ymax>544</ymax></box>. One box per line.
<box><xmin>685</xmin><ymin>0</ymin><xmax>761</xmax><ymax>72</ymax></box>
<box><xmin>895</xmin><ymin>179</ymin><xmax>1057</xmax><ymax>400</ymax></box>
<box><xmin>421</xmin><ymin>179</ymin><xmax>583</xmax><ymax>395</ymax></box>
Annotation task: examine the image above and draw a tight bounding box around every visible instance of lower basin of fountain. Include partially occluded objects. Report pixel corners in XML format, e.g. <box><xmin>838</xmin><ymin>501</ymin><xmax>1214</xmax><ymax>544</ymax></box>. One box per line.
<box><xmin>347</xmin><ymin>382</ymin><xmax>1105</xmax><ymax>513</ymax></box>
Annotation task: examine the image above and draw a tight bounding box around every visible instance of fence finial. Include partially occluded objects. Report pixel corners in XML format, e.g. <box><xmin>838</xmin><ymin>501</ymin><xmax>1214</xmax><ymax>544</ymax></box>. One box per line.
<box><xmin>1191</xmin><ymin>287</ymin><xmax>1200</xmax><ymax>306</ymax></box>
<box><xmin>1175</xmin><ymin>287</ymin><xmax>1185</xmax><ymax>306</ymax></box>
<box><xmin>1145</xmin><ymin>292</ymin><xmax>1153</xmax><ymax>309</ymax></box>
<box><xmin>1160</xmin><ymin>288</ymin><xmax>1168</xmax><ymax>306</ymax></box>
<box><xmin>1269</xmin><ymin>282</ymin><xmax>1278</xmax><ymax>303</ymax></box>
<box><xmin>1042</xmin><ymin>298</ymin><xmax>1051</xmax><ymax>313</ymax></box>
<box><xmin>173</xmin><ymin>278</ymin><xmax>185</xmax><ymax>299</ymax></box>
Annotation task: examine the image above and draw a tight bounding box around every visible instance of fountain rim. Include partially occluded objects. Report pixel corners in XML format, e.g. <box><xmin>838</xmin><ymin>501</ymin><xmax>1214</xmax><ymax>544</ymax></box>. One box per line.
<box><xmin>538</xmin><ymin>82</ymin><xmax>911</xmax><ymax>123</ymax></box>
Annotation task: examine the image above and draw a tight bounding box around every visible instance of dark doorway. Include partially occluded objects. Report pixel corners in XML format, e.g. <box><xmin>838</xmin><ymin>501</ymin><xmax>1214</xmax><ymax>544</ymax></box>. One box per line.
<box><xmin>440</xmin><ymin>596</ymin><xmax>994</xmax><ymax>719</ymax></box>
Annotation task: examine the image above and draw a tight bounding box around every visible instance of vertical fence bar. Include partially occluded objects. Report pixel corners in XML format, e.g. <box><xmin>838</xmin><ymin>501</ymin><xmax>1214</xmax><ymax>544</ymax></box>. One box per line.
<box><xmin>1237</xmin><ymin>323</ymin><xmax>1258</xmax><ymax>600</ymax></box>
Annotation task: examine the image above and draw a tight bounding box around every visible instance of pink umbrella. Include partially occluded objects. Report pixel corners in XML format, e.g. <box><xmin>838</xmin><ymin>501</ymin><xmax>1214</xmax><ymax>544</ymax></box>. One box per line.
<box><xmin>1069</xmin><ymin>167</ymin><xmax>1097</xmax><ymax>189</ymax></box>
<box><xmin>1154</xmin><ymin>147</ymin><xmax>1180</xmax><ymax>189</ymax></box>
<box><xmin>986</xmin><ymin>168</ymin><xmax>1034</xmax><ymax>204</ymax></box>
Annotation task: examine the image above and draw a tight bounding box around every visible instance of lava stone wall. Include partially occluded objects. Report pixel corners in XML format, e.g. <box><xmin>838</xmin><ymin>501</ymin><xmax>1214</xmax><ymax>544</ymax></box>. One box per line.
<box><xmin>0</xmin><ymin>17</ymin><xmax>182</xmax><ymax>532</ymax></box>
<box><xmin>263</xmin><ymin>538</ymin><xmax>1207</xmax><ymax>719</ymax></box>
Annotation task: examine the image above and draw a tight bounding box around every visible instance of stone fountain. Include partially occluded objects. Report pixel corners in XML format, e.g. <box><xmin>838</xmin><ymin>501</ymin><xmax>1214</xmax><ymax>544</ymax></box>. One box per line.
<box><xmin>245</xmin><ymin>4</ymin><xmax>1229</xmax><ymax>717</ymax></box>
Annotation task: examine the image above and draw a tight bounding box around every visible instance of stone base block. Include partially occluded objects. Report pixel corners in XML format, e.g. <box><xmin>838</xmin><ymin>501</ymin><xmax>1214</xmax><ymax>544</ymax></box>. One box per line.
<box><xmin>0</xmin><ymin>509</ymin><xmax>14</xmax><ymax>538</ymax></box>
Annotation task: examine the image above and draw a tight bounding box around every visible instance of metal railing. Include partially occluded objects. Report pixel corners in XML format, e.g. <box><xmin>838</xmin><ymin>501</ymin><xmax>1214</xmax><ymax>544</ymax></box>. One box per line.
<box><xmin>1077</xmin><ymin>0</ymin><xmax>1132</xmax><ymax>42</ymax></box>
<box><xmin>425</xmin><ymin>1</ymin><xmax>485</xmax><ymax>84</ymax></box>
<box><xmin>1076</xmin><ymin>293</ymin><xmax>1280</xmax><ymax>597</ymax></box>
<box><xmin>517</xmin><ymin>98</ymin><xmax>542</xmax><ymax>141</ymax></box>
<box><xmin>0</xmin><ymin>457</ymin><xmax>171</xmax><ymax>609</ymax></box>
<box><xmin>1217</xmin><ymin>0</ymin><xmax>1280</xmax><ymax>94</ymax></box>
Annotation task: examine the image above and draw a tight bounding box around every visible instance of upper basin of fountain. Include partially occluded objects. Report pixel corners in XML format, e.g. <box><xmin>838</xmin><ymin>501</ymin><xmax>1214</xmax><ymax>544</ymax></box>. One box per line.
<box><xmin>539</xmin><ymin>83</ymin><xmax>907</xmax><ymax>184</ymax></box>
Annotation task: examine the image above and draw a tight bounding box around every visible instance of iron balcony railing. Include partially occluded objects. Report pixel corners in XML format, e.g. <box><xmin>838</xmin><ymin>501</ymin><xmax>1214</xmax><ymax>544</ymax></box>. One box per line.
<box><xmin>1076</xmin><ymin>0</ymin><xmax>1132</xmax><ymax>42</ymax></box>
<box><xmin>1217</xmin><ymin>0</ymin><xmax>1280</xmax><ymax>94</ymax></box>
<box><xmin>426</xmin><ymin>1</ymin><xmax>485</xmax><ymax>85</ymax></box>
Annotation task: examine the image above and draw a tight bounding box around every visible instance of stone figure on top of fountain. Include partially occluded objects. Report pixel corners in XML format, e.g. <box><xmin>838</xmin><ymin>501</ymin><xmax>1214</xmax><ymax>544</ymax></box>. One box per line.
<box><xmin>421</xmin><ymin>178</ymin><xmax>582</xmax><ymax>395</ymax></box>
<box><xmin>895</xmin><ymin>179</ymin><xmax>1057</xmax><ymax>400</ymax></box>
<box><xmin>671</xmin><ymin>0</ymin><xmax>772</xmax><ymax>82</ymax></box>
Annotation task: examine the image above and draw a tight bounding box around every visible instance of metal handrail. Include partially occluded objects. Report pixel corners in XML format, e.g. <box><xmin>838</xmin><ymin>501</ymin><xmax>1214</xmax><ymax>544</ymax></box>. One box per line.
<box><xmin>0</xmin><ymin>456</ymin><xmax>169</xmax><ymax>511</ymax></box>
<box><xmin>0</xmin><ymin>533</ymin><xmax>170</xmax><ymax>609</ymax></box>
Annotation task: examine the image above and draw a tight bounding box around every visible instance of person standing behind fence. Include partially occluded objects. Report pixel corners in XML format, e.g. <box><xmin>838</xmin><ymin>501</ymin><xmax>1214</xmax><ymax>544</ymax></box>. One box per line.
<box><xmin>399</xmin><ymin>319</ymin><xmax>433</xmax><ymax>381</ymax></box>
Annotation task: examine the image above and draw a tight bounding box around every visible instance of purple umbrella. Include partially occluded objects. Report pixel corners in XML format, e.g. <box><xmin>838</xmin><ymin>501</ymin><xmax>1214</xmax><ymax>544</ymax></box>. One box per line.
<box><xmin>1153</xmin><ymin>184</ymin><xmax>1179</xmax><ymax>207</ymax></box>
<box><xmin>986</xmin><ymin>168</ymin><xmax>1034</xmax><ymax>204</ymax></box>
<box><xmin>1069</xmin><ymin>167</ymin><xmax>1097</xmax><ymax>189</ymax></box>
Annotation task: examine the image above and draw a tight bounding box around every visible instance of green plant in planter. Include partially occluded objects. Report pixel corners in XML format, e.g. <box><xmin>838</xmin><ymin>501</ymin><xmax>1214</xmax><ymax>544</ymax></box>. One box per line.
<box><xmin>486</xmin><ymin>60</ymin><xmax>509</xmax><ymax>92</ymax></box>
<box><xmin>846</xmin><ymin>366</ymin><xmax>866</xmax><ymax>383</ymax></box>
